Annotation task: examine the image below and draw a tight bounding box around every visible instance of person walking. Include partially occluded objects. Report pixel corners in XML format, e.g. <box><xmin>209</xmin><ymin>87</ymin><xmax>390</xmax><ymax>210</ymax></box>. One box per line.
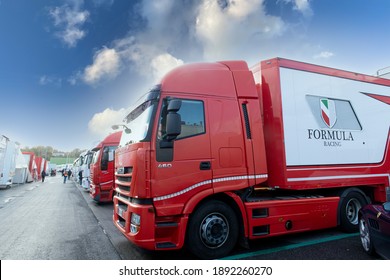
<box><xmin>78</xmin><ymin>170</ymin><xmax>83</xmax><ymax>185</ymax></box>
<box><xmin>41</xmin><ymin>170</ymin><xmax>46</xmax><ymax>182</ymax></box>
<box><xmin>67</xmin><ymin>169</ymin><xmax>72</xmax><ymax>181</ymax></box>
<box><xmin>63</xmin><ymin>169</ymin><xmax>68</xmax><ymax>183</ymax></box>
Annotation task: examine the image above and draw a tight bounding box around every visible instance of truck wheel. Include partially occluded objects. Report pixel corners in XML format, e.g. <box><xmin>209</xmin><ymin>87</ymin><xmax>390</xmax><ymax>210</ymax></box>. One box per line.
<box><xmin>359</xmin><ymin>216</ymin><xmax>375</xmax><ymax>255</ymax></box>
<box><xmin>339</xmin><ymin>191</ymin><xmax>367</xmax><ymax>232</ymax></box>
<box><xmin>186</xmin><ymin>200</ymin><xmax>238</xmax><ymax>259</ymax></box>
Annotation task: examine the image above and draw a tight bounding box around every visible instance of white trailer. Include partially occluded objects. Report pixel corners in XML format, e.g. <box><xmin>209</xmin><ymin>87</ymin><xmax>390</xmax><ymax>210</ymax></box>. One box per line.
<box><xmin>0</xmin><ymin>135</ymin><xmax>17</xmax><ymax>188</ymax></box>
<box><xmin>13</xmin><ymin>146</ymin><xmax>29</xmax><ymax>184</ymax></box>
<box><xmin>79</xmin><ymin>150</ymin><xmax>94</xmax><ymax>191</ymax></box>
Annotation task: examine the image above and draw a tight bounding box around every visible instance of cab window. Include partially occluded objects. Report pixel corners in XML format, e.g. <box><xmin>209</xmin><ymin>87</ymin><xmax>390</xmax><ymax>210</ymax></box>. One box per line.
<box><xmin>158</xmin><ymin>99</ymin><xmax>205</xmax><ymax>140</ymax></box>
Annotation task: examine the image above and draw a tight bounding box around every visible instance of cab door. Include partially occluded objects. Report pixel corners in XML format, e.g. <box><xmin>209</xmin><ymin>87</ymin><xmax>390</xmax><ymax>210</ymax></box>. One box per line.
<box><xmin>99</xmin><ymin>145</ymin><xmax>117</xmax><ymax>192</ymax></box>
<box><xmin>151</xmin><ymin>96</ymin><xmax>212</xmax><ymax>214</ymax></box>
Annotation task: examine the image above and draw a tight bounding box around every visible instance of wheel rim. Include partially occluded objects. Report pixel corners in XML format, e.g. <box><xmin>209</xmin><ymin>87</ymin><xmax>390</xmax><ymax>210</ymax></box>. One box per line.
<box><xmin>345</xmin><ymin>198</ymin><xmax>362</xmax><ymax>225</ymax></box>
<box><xmin>200</xmin><ymin>212</ymin><xmax>229</xmax><ymax>248</ymax></box>
<box><xmin>359</xmin><ymin>218</ymin><xmax>371</xmax><ymax>252</ymax></box>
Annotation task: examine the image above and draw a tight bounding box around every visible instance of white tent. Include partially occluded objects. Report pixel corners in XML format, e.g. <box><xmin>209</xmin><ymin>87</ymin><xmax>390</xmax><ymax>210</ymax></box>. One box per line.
<box><xmin>0</xmin><ymin>135</ymin><xmax>17</xmax><ymax>188</ymax></box>
<box><xmin>13</xmin><ymin>147</ymin><xmax>29</xmax><ymax>184</ymax></box>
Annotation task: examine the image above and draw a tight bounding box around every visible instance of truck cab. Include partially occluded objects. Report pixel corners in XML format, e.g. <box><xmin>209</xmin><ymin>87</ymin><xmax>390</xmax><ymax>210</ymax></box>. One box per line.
<box><xmin>90</xmin><ymin>131</ymin><xmax>121</xmax><ymax>202</ymax></box>
<box><xmin>79</xmin><ymin>150</ymin><xmax>94</xmax><ymax>191</ymax></box>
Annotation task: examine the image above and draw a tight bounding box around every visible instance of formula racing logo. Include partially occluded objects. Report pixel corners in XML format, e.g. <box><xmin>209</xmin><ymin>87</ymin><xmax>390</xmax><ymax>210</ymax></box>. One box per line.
<box><xmin>306</xmin><ymin>95</ymin><xmax>362</xmax><ymax>147</ymax></box>
<box><xmin>320</xmin><ymin>98</ymin><xmax>337</xmax><ymax>128</ymax></box>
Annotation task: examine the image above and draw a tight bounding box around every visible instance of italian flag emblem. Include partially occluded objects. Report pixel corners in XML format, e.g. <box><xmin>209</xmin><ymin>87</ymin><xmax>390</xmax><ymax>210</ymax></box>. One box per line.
<box><xmin>320</xmin><ymin>98</ymin><xmax>337</xmax><ymax>128</ymax></box>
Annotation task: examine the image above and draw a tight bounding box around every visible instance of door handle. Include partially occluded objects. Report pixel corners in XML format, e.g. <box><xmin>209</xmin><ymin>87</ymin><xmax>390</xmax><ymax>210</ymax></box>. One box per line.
<box><xmin>200</xmin><ymin>161</ymin><xmax>211</xmax><ymax>170</ymax></box>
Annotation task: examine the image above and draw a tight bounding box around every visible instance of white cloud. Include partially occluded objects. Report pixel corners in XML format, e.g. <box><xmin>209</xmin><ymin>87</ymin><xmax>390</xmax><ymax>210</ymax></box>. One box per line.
<box><xmin>88</xmin><ymin>108</ymin><xmax>127</xmax><ymax>137</ymax></box>
<box><xmin>39</xmin><ymin>75</ymin><xmax>62</xmax><ymax>87</ymax></box>
<box><xmin>195</xmin><ymin>0</ymin><xmax>285</xmax><ymax>60</ymax></box>
<box><xmin>67</xmin><ymin>75</ymin><xmax>78</xmax><ymax>86</ymax></box>
<box><xmin>49</xmin><ymin>3</ymin><xmax>89</xmax><ymax>47</ymax></box>
<box><xmin>150</xmin><ymin>53</ymin><xmax>184</xmax><ymax>82</ymax></box>
<box><xmin>83</xmin><ymin>36</ymin><xmax>184</xmax><ymax>85</ymax></box>
<box><xmin>83</xmin><ymin>47</ymin><xmax>121</xmax><ymax>85</ymax></box>
<box><xmin>314</xmin><ymin>51</ymin><xmax>334</xmax><ymax>59</ymax></box>
<box><xmin>282</xmin><ymin>0</ymin><xmax>313</xmax><ymax>17</ymax></box>
<box><xmin>293</xmin><ymin>0</ymin><xmax>313</xmax><ymax>16</ymax></box>
<box><xmin>115</xmin><ymin>37</ymin><xmax>160</xmax><ymax>77</ymax></box>
<box><xmin>80</xmin><ymin>0</ymin><xmax>317</xmax><ymax>86</ymax></box>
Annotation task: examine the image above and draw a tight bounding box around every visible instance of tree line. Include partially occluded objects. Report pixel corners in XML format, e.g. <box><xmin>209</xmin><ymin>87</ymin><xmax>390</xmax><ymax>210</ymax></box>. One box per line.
<box><xmin>21</xmin><ymin>146</ymin><xmax>86</xmax><ymax>161</ymax></box>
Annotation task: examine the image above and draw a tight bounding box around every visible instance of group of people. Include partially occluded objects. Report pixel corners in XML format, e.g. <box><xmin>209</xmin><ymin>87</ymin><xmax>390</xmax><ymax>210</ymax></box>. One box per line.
<box><xmin>39</xmin><ymin>168</ymin><xmax>73</xmax><ymax>183</ymax></box>
<box><xmin>61</xmin><ymin>169</ymin><xmax>72</xmax><ymax>183</ymax></box>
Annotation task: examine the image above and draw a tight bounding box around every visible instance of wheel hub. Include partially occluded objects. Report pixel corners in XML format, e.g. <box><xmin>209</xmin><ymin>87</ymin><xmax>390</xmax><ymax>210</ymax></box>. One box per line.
<box><xmin>346</xmin><ymin>198</ymin><xmax>361</xmax><ymax>225</ymax></box>
<box><xmin>359</xmin><ymin>219</ymin><xmax>371</xmax><ymax>251</ymax></box>
<box><xmin>200</xmin><ymin>213</ymin><xmax>229</xmax><ymax>248</ymax></box>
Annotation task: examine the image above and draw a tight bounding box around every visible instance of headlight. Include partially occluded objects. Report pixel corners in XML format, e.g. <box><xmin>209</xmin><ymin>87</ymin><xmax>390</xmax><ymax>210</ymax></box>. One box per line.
<box><xmin>130</xmin><ymin>213</ymin><xmax>140</xmax><ymax>234</ymax></box>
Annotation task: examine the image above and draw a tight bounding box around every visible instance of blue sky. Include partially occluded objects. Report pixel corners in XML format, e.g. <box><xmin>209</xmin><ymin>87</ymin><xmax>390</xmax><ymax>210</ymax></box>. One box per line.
<box><xmin>1</xmin><ymin>0</ymin><xmax>389</xmax><ymax>152</ymax></box>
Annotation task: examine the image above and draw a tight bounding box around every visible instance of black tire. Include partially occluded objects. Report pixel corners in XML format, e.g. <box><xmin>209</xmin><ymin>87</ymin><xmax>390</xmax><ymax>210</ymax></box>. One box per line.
<box><xmin>186</xmin><ymin>200</ymin><xmax>238</xmax><ymax>259</ymax></box>
<box><xmin>339</xmin><ymin>190</ymin><xmax>367</xmax><ymax>232</ymax></box>
<box><xmin>359</xmin><ymin>216</ymin><xmax>375</xmax><ymax>255</ymax></box>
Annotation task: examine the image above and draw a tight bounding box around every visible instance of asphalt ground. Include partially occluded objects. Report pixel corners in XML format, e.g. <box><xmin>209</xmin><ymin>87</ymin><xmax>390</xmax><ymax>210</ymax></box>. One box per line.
<box><xmin>0</xmin><ymin>175</ymin><xmax>385</xmax><ymax>260</ymax></box>
<box><xmin>0</xmin><ymin>175</ymin><xmax>120</xmax><ymax>260</ymax></box>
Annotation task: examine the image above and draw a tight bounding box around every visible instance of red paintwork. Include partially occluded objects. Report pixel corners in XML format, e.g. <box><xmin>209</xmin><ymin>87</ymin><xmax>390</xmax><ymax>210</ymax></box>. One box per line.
<box><xmin>89</xmin><ymin>131</ymin><xmax>121</xmax><ymax>202</ymax></box>
<box><xmin>113</xmin><ymin>58</ymin><xmax>390</xmax><ymax>252</ymax></box>
<box><xmin>363</xmin><ymin>92</ymin><xmax>390</xmax><ymax>105</ymax></box>
<box><xmin>22</xmin><ymin>151</ymin><xmax>35</xmax><ymax>174</ymax></box>
<box><xmin>34</xmin><ymin>157</ymin><xmax>43</xmax><ymax>180</ymax></box>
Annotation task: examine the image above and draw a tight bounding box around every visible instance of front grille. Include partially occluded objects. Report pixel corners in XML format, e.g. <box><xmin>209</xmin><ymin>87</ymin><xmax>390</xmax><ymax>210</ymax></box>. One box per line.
<box><xmin>89</xmin><ymin>170</ymin><xmax>94</xmax><ymax>182</ymax></box>
<box><xmin>118</xmin><ymin>176</ymin><xmax>131</xmax><ymax>182</ymax></box>
<box><xmin>117</xmin><ymin>216</ymin><xmax>125</xmax><ymax>229</ymax></box>
<box><xmin>118</xmin><ymin>185</ymin><xmax>130</xmax><ymax>192</ymax></box>
<box><xmin>116</xmin><ymin>166</ymin><xmax>133</xmax><ymax>197</ymax></box>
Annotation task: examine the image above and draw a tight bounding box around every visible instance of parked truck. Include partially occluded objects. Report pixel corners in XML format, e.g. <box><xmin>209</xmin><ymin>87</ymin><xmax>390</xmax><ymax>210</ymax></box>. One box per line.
<box><xmin>79</xmin><ymin>150</ymin><xmax>94</xmax><ymax>191</ymax></box>
<box><xmin>112</xmin><ymin>57</ymin><xmax>390</xmax><ymax>259</ymax></box>
<box><xmin>34</xmin><ymin>156</ymin><xmax>45</xmax><ymax>181</ymax></box>
<box><xmin>0</xmin><ymin>135</ymin><xmax>17</xmax><ymax>188</ymax></box>
<box><xmin>90</xmin><ymin>131</ymin><xmax>122</xmax><ymax>202</ymax></box>
<box><xmin>22</xmin><ymin>151</ymin><xmax>36</xmax><ymax>182</ymax></box>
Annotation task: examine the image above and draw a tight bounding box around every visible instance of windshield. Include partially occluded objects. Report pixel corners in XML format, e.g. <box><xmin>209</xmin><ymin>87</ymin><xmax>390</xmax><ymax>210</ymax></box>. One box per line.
<box><xmin>119</xmin><ymin>87</ymin><xmax>160</xmax><ymax>147</ymax></box>
<box><xmin>86</xmin><ymin>152</ymin><xmax>94</xmax><ymax>165</ymax></box>
<box><xmin>92</xmin><ymin>150</ymin><xmax>100</xmax><ymax>164</ymax></box>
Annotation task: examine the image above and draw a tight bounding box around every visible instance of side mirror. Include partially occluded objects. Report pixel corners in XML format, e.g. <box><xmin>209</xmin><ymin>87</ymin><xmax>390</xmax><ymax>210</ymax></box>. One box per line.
<box><xmin>165</xmin><ymin>99</ymin><xmax>182</xmax><ymax>140</ymax></box>
<box><xmin>168</xmin><ymin>99</ymin><xmax>182</xmax><ymax>112</ymax></box>
<box><xmin>159</xmin><ymin>99</ymin><xmax>182</xmax><ymax>149</ymax></box>
<box><xmin>112</xmin><ymin>124</ymin><xmax>131</xmax><ymax>134</ymax></box>
<box><xmin>166</xmin><ymin>113</ymin><xmax>181</xmax><ymax>139</ymax></box>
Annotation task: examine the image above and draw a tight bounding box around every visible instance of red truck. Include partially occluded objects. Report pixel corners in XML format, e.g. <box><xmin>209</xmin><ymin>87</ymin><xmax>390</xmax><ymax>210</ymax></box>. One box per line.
<box><xmin>113</xmin><ymin>57</ymin><xmax>390</xmax><ymax>259</ymax></box>
<box><xmin>22</xmin><ymin>151</ymin><xmax>36</xmax><ymax>182</ymax></box>
<box><xmin>34</xmin><ymin>156</ymin><xmax>45</xmax><ymax>181</ymax></box>
<box><xmin>90</xmin><ymin>131</ymin><xmax>122</xmax><ymax>202</ymax></box>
